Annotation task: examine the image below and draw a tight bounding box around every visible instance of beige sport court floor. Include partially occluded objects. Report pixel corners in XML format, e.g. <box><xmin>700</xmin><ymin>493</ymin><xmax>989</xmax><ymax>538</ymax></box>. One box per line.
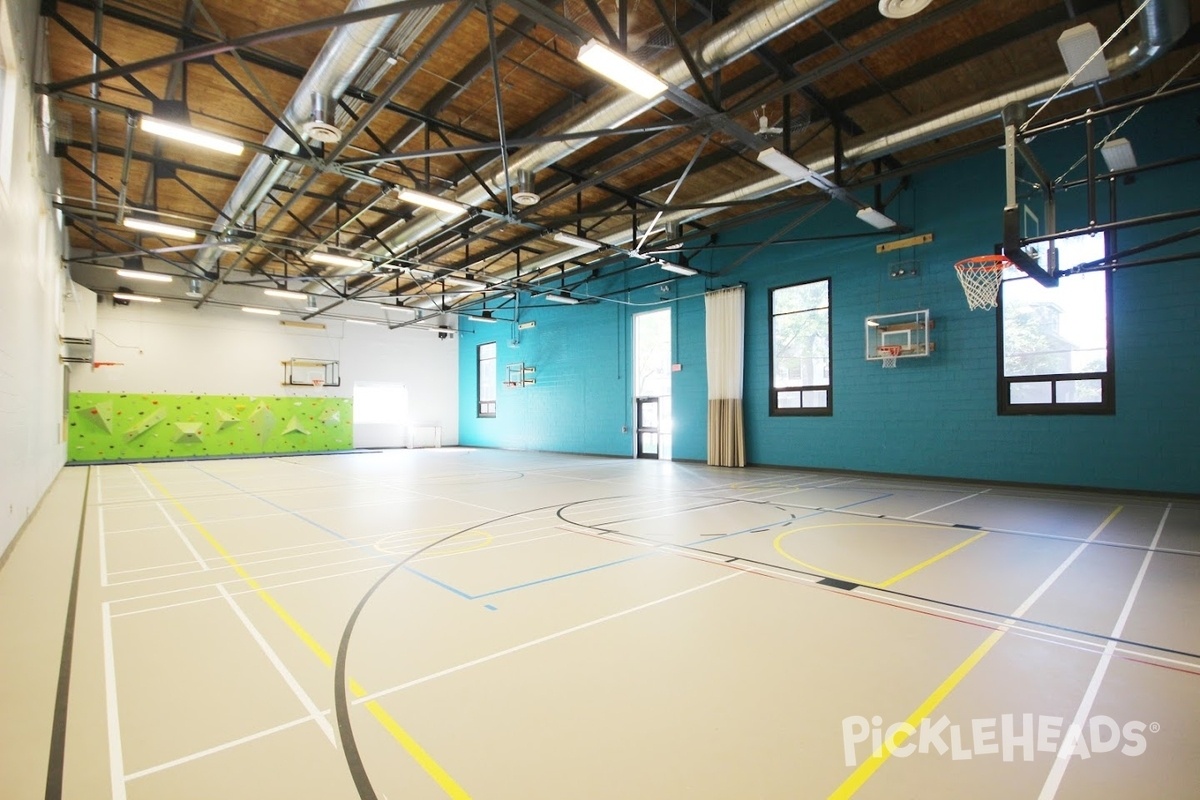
<box><xmin>2</xmin><ymin>449</ymin><xmax>1198</xmax><ymax>799</ymax></box>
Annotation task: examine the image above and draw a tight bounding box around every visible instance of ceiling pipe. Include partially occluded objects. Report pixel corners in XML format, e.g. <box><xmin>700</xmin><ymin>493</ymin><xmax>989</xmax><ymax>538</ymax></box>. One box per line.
<box><xmin>402</xmin><ymin>0</ymin><xmax>1188</xmax><ymax>303</ymax></box>
<box><xmin>529</xmin><ymin>0</ymin><xmax>1192</xmax><ymax>271</ymax></box>
<box><xmin>192</xmin><ymin>0</ymin><xmax>417</xmax><ymax>274</ymax></box>
<box><xmin>370</xmin><ymin>0</ymin><xmax>845</xmax><ymax>256</ymax></box>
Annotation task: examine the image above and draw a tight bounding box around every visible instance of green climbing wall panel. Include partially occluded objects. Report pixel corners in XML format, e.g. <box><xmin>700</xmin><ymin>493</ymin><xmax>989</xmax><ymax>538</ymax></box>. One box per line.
<box><xmin>68</xmin><ymin>393</ymin><xmax>353</xmax><ymax>463</ymax></box>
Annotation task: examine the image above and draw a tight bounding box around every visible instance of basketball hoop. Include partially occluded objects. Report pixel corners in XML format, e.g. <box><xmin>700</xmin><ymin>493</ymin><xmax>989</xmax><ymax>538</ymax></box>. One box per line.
<box><xmin>878</xmin><ymin>345</ymin><xmax>902</xmax><ymax>369</ymax></box>
<box><xmin>954</xmin><ymin>255</ymin><xmax>1012</xmax><ymax>310</ymax></box>
<box><xmin>311</xmin><ymin>377</ymin><xmax>325</xmax><ymax>388</ymax></box>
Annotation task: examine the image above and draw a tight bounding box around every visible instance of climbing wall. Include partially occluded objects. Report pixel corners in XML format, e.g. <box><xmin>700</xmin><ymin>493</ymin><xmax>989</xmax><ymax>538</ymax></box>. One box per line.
<box><xmin>68</xmin><ymin>393</ymin><xmax>353</xmax><ymax>463</ymax></box>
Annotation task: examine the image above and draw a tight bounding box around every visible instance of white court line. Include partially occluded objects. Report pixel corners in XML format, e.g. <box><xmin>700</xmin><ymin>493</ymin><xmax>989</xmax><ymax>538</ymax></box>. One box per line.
<box><xmin>217</xmin><ymin>585</ymin><xmax>336</xmax><ymax>746</ymax></box>
<box><xmin>107</xmin><ymin>519</ymin><xmax>561</xmax><ymax>586</ymax></box>
<box><xmin>355</xmin><ymin>571</ymin><xmax>741</xmax><ymax>705</ymax></box>
<box><xmin>128</xmin><ymin>464</ymin><xmax>158</xmax><ymax>499</ymax></box>
<box><xmin>125</xmin><ymin>713</ymin><xmax>321</xmax><ymax>782</ymax></box>
<box><xmin>905</xmin><ymin>488</ymin><xmax>991</xmax><ymax>520</ymax></box>
<box><xmin>101</xmin><ymin>602</ymin><xmax>128</xmax><ymax>800</ymax></box>
<box><xmin>155</xmin><ymin>502</ymin><xmax>210</xmax><ymax>572</ymax></box>
<box><xmin>99</xmin><ymin>505</ymin><xmax>110</xmax><ymax>588</ymax></box>
<box><xmin>96</xmin><ymin>465</ymin><xmax>106</xmax><ymax>504</ymax></box>
<box><xmin>1038</xmin><ymin>504</ymin><xmax>1171</xmax><ymax>800</ymax></box>
<box><xmin>111</xmin><ymin>529</ymin><xmax>574</xmax><ymax>618</ymax></box>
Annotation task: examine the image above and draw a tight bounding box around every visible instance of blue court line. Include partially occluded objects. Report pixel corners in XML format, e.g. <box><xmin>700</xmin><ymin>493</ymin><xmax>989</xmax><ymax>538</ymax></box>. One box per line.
<box><xmin>474</xmin><ymin>553</ymin><xmax>653</xmax><ymax>599</ymax></box>
<box><xmin>189</xmin><ymin>464</ymin><xmax>398</xmax><ymax>562</ymax></box>
<box><xmin>837</xmin><ymin>493</ymin><xmax>893</xmax><ymax>510</ymax></box>
<box><xmin>404</xmin><ymin>552</ymin><xmax>656</xmax><ymax>601</ymax></box>
<box><xmin>403</xmin><ymin>565</ymin><xmax>475</xmax><ymax>599</ymax></box>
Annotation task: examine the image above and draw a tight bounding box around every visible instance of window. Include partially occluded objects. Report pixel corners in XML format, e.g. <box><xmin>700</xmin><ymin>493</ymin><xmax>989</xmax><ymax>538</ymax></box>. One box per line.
<box><xmin>770</xmin><ymin>278</ymin><xmax>831</xmax><ymax>415</ymax></box>
<box><xmin>477</xmin><ymin>341</ymin><xmax>496</xmax><ymax>417</ymax></box>
<box><xmin>352</xmin><ymin>382</ymin><xmax>409</xmax><ymax>425</ymax></box>
<box><xmin>998</xmin><ymin>234</ymin><xmax>1113</xmax><ymax>414</ymax></box>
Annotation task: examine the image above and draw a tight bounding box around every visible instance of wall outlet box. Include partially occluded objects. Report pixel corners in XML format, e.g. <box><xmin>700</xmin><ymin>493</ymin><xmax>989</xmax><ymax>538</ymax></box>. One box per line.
<box><xmin>671</xmin><ymin>363</ymin><xmax>682</xmax><ymax>371</ymax></box>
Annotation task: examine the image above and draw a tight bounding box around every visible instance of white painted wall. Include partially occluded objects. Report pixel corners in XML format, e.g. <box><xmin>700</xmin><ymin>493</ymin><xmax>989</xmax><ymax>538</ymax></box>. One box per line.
<box><xmin>71</xmin><ymin>300</ymin><xmax>459</xmax><ymax>447</ymax></box>
<box><xmin>0</xmin><ymin>4</ymin><xmax>68</xmax><ymax>555</ymax></box>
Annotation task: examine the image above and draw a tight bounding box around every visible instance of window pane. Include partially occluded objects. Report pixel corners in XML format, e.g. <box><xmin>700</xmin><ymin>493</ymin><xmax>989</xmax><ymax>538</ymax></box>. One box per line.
<box><xmin>802</xmin><ymin>389</ymin><xmax>828</xmax><ymax>408</ymax></box>
<box><xmin>777</xmin><ymin>391</ymin><xmax>805</xmax><ymax>409</ymax></box>
<box><xmin>1002</xmin><ymin>266</ymin><xmax>1107</xmax><ymax>378</ymax></box>
<box><xmin>1010</xmin><ymin>381</ymin><xmax>1052</xmax><ymax>404</ymax></box>
<box><xmin>773</xmin><ymin>281</ymin><xmax>828</xmax><ymax>314</ymax></box>
<box><xmin>773</xmin><ymin>308</ymin><xmax>829</xmax><ymax>388</ymax></box>
<box><xmin>478</xmin><ymin>342</ymin><xmax>497</xmax><ymax>416</ymax></box>
<box><xmin>1056</xmin><ymin>379</ymin><xmax>1102</xmax><ymax>403</ymax></box>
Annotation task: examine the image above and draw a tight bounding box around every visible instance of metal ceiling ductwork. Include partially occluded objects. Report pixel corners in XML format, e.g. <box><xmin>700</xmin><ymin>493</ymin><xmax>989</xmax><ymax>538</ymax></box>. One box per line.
<box><xmin>504</xmin><ymin>0</ymin><xmax>1190</xmax><ymax>279</ymax></box>
<box><xmin>373</xmin><ymin>0</ymin><xmax>846</xmax><ymax>258</ymax></box>
<box><xmin>193</xmin><ymin>0</ymin><xmax>439</xmax><ymax>274</ymax></box>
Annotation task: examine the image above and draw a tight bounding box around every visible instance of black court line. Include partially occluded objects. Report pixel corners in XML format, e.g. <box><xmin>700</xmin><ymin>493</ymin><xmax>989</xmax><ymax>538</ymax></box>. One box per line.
<box><xmin>698</xmin><ymin>494</ymin><xmax>1200</xmax><ymax>559</ymax></box>
<box><xmin>45</xmin><ymin>466</ymin><xmax>92</xmax><ymax>800</ymax></box>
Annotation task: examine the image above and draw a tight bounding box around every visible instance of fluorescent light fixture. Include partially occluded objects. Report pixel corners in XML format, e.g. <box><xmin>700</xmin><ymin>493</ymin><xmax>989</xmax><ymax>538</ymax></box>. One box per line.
<box><xmin>140</xmin><ymin>116</ymin><xmax>245</xmax><ymax>155</ymax></box>
<box><xmin>1057</xmin><ymin>23</ymin><xmax>1109</xmax><ymax>86</ymax></box>
<box><xmin>756</xmin><ymin>147</ymin><xmax>816</xmax><ymax>183</ymax></box>
<box><xmin>345</xmin><ymin>319</ymin><xmax>377</xmax><ymax>326</ymax></box>
<box><xmin>445</xmin><ymin>277</ymin><xmax>488</xmax><ymax>290</ymax></box>
<box><xmin>544</xmin><ymin>292</ymin><xmax>579</xmax><ymax>305</ymax></box>
<box><xmin>309</xmin><ymin>250</ymin><xmax>370</xmax><ymax>270</ymax></box>
<box><xmin>856</xmin><ymin>207</ymin><xmax>898</xmax><ymax>230</ymax></box>
<box><xmin>116</xmin><ymin>268</ymin><xmax>172</xmax><ymax>283</ymax></box>
<box><xmin>466</xmin><ymin>312</ymin><xmax>498</xmax><ymax>323</ymax></box>
<box><xmin>264</xmin><ymin>288</ymin><xmax>307</xmax><ymax>300</ymax></box>
<box><xmin>241</xmin><ymin>306</ymin><xmax>281</xmax><ymax>316</ymax></box>
<box><xmin>123</xmin><ymin>216</ymin><xmax>197</xmax><ymax>240</ymax></box>
<box><xmin>281</xmin><ymin>320</ymin><xmax>326</xmax><ymax>330</ymax></box>
<box><xmin>1100</xmin><ymin>137</ymin><xmax>1137</xmax><ymax>172</ymax></box>
<box><xmin>660</xmin><ymin>262</ymin><xmax>697</xmax><ymax>276</ymax></box>
<box><xmin>113</xmin><ymin>292</ymin><xmax>160</xmax><ymax>303</ymax></box>
<box><xmin>518</xmin><ymin>320</ymin><xmax>536</xmax><ymax>330</ymax></box>
<box><xmin>866</xmin><ymin>318</ymin><xmax>880</xmax><ymax>327</ymax></box>
<box><xmin>576</xmin><ymin>39</ymin><xmax>667</xmax><ymax>99</ymax></box>
<box><xmin>552</xmin><ymin>231</ymin><xmax>602</xmax><ymax>252</ymax></box>
<box><xmin>397</xmin><ymin>188</ymin><xmax>468</xmax><ymax>218</ymax></box>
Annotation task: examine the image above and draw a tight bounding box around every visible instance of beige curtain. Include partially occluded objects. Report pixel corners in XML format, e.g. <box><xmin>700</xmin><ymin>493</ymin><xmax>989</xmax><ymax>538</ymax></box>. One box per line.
<box><xmin>705</xmin><ymin>286</ymin><xmax>745</xmax><ymax>467</ymax></box>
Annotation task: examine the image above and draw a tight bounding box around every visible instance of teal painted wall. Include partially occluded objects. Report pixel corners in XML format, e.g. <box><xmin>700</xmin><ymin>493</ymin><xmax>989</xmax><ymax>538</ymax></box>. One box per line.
<box><xmin>459</xmin><ymin>94</ymin><xmax>1200</xmax><ymax>493</ymax></box>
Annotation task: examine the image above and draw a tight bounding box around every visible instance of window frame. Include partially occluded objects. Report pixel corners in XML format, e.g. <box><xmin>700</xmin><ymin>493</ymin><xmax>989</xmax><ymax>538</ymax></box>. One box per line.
<box><xmin>769</xmin><ymin>277</ymin><xmax>833</xmax><ymax>417</ymax></box>
<box><xmin>996</xmin><ymin>261</ymin><xmax>1115</xmax><ymax>416</ymax></box>
<box><xmin>477</xmin><ymin>341</ymin><xmax>497</xmax><ymax>418</ymax></box>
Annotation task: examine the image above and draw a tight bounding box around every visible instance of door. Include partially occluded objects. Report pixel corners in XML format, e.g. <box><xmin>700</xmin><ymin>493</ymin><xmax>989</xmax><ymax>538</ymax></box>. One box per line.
<box><xmin>636</xmin><ymin>397</ymin><xmax>659</xmax><ymax>459</ymax></box>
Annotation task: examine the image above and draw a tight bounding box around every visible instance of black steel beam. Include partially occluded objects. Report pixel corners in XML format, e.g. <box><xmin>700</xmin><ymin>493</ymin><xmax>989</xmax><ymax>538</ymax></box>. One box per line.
<box><xmin>44</xmin><ymin>0</ymin><xmax>459</xmax><ymax>95</ymax></box>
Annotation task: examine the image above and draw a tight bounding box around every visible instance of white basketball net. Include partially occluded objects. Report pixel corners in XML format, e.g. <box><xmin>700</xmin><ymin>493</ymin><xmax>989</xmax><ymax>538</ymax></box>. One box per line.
<box><xmin>954</xmin><ymin>256</ymin><xmax>1010</xmax><ymax>310</ymax></box>
<box><xmin>879</xmin><ymin>346</ymin><xmax>902</xmax><ymax>369</ymax></box>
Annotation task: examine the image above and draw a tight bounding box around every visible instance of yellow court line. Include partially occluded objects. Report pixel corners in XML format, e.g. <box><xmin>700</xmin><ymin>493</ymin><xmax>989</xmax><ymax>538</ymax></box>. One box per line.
<box><xmin>773</xmin><ymin>523</ymin><xmax>988</xmax><ymax>589</ymax></box>
<box><xmin>827</xmin><ymin>627</ymin><xmax>1006</xmax><ymax>800</ymax></box>
<box><xmin>137</xmin><ymin>467</ymin><xmax>471</xmax><ymax>799</ymax></box>
<box><xmin>875</xmin><ymin>531</ymin><xmax>988</xmax><ymax>588</ymax></box>
<box><xmin>827</xmin><ymin>505</ymin><xmax>1123</xmax><ymax>799</ymax></box>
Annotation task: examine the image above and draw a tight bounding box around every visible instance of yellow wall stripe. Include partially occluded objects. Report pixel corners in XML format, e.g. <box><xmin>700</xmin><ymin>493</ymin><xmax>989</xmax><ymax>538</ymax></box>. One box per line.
<box><xmin>138</xmin><ymin>467</ymin><xmax>471</xmax><ymax>798</ymax></box>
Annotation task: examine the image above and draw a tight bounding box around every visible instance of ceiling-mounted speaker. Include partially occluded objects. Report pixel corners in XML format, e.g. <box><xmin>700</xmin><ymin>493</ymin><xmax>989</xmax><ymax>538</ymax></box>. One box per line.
<box><xmin>301</xmin><ymin>93</ymin><xmax>343</xmax><ymax>144</ymax></box>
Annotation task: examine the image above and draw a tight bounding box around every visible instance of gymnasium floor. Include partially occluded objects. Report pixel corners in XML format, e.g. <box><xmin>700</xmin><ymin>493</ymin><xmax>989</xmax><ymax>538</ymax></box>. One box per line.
<box><xmin>2</xmin><ymin>449</ymin><xmax>1197</xmax><ymax>799</ymax></box>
